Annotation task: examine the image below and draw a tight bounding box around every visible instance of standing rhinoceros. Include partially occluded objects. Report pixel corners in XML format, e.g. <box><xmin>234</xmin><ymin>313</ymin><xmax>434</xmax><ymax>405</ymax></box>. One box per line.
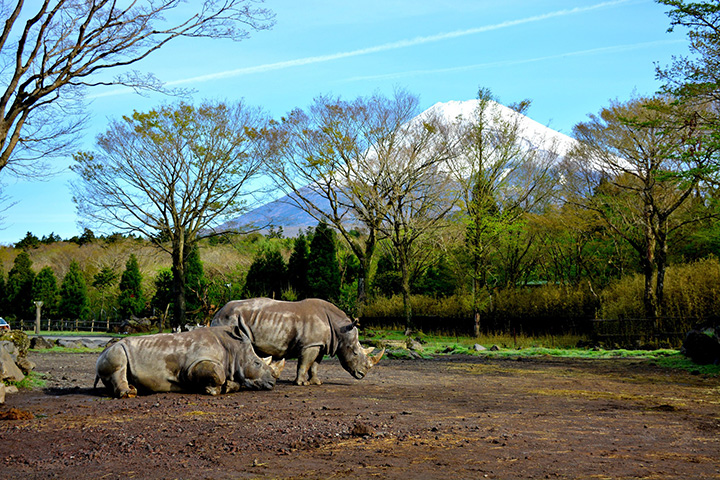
<box><xmin>95</xmin><ymin>325</ymin><xmax>285</xmax><ymax>398</ymax></box>
<box><xmin>211</xmin><ymin>298</ymin><xmax>384</xmax><ymax>386</ymax></box>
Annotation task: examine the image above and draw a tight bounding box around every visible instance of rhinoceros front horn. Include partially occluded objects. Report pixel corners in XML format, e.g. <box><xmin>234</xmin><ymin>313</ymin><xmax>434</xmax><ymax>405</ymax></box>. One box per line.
<box><xmin>369</xmin><ymin>347</ymin><xmax>385</xmax><ymax>366</ymax></box>
<box><xmin>269</xmin><ymin>358</ymin><xmax>285</xmax><ymax>379</ymax></box>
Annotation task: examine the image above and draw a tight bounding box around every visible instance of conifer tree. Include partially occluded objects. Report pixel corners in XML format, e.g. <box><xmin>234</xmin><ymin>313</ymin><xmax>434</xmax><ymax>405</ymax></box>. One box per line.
<box><xmin>308</xmin><ymin>221</ymin><xmax>341</xmax><ymax>302</ymax></box>
<box><xmin>33</xmin><ymin>267</ymin><xmax>59</xmax><ymax>318</ymax></box>
<box><xmin>287</xmin><ymin>234</ymin><xmax>310</xmax><ymax>299</ymax></box>
<box><xmin>58</xmin><ymin>261</ymin><xmax>89</xmax><ymax>321</ymax></box>
<box><xmin>244</xmin><ymin>248</ymin><xmax>287</xmax><ymax>299</ymax></box>
<box><xmin>7</xmin><ymin>250</ymin><xmax>35</xmax><ymax>319</ymax></box>
<box><xmin>185</xmin><ymin>247</ymin><xmax>207</xmax><ymax>319</ymax></box>
<box><xmin>118</xmin><ymin>254</ymin><xmax>146</xmax><ymax>318</ymax></box>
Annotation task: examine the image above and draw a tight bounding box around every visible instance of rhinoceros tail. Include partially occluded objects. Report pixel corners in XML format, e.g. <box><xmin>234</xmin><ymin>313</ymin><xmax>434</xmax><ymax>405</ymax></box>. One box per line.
<box><xmin>94</xmin><ymin>374</ymin><xmax>100</xmax><ymax>389</ymax></box>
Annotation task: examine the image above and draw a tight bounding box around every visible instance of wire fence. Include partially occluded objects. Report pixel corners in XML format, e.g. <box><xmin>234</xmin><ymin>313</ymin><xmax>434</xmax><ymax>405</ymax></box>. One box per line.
<box><xmin>591</xmin><ymin>317</ymin><xmax>695</xmax><ymax>349</ymax></box>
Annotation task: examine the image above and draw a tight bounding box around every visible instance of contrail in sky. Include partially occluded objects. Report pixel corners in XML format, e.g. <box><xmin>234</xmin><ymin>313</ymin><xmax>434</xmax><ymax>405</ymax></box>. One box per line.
<box><xmin>90</xmin><ymin>0</ymin><xmax>634</xmax><ymax>97</ymax></box>
<box><xmin>344</xmin><ymin>40</ymin><xmax>685</xmax><ymax>82</ymax></box>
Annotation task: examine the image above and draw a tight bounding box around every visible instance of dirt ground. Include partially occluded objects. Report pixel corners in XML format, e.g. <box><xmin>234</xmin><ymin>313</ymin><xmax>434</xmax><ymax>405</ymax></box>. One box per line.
<box><xmin>0</xmin><ymin>351</ymin><xmax>718</xmax><ymax>480</ymax></box>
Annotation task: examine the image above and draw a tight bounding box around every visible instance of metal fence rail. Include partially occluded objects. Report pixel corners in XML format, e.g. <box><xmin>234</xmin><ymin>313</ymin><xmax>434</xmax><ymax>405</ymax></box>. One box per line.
<box><xmin>10</xmin><ymin>318</ymin><xmax>125</xmax><ymax>333</ymax></box>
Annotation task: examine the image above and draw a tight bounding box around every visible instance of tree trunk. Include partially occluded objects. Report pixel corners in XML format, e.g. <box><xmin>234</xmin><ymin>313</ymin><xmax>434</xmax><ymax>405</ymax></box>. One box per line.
<box><xmin>655</xmin><ymin>222</ymin><xmax>669</xmax><ymax>323</ymax></box>
<box><xmin>172</xmin><ymin>241</ymin><xmax>187</xmax><ymax>329</ymax></box>
<box><xmin>399</xmin><ymin>255</ymin><xmax>413</xmax><ymax>336</ymax></box>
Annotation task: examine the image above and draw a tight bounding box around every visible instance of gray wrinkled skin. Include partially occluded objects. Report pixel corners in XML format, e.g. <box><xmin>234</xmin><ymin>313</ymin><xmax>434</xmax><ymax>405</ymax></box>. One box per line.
<box><xmin>95</xmin><ymin>325</ymin><xmax>284</xmax><ymax>398</ymax></box>
<box><xmin>211</xmin><ymin>298</ymin><xmax>384</xmax><ymax>386</ymax></box>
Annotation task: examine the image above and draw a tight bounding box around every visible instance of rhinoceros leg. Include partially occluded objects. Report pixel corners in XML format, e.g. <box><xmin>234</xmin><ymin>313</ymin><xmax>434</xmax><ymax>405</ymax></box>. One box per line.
<box><xmin>295</xmin><ymin>346</ymin><xmax>322</xmax><ymax>386</ymax></box>
<box><xmin>186</xmin><ymin>360</ymin><xmax>226</xmax><ymax>396</ymax></box>
<box><xmin>96</xmin><ymin>344</ymin><xmax>137</xmax><ymax>398</ymax></box>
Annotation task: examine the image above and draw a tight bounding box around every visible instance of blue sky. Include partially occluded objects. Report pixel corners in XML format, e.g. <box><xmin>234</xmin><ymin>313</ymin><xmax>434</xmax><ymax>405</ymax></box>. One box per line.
<box><xmin>0</xmin><ymin>0</ymin><xmax>688</xmax><ymax>244</ymax></box>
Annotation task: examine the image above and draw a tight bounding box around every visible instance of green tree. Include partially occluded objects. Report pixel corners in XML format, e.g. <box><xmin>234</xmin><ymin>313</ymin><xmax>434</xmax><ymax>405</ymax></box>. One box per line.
<box><xmin>72</xmin><ymin>100</ymin><xmax>268</xmax><ymax>326</ymax></box>
<box><xmin>32</xmin><ymin>267</ymin><xmax>58</xmax><ymax>318</ymax></box>
<box><xmin>564</xmin><ymin>96</ymin><xmax>718</xmax><ymax>319</ymax></box>
<box><xmin>0</xmin><ymin>267</ymin><xmax>6</xmax><ymax>315</ymax></box>
<box><xmin>152</xmin><ymin>268</ymin><xmax>174</xmax><ymax>329</ymax></box>
<box><xmin>118</xmin><ymin>255</ymin><xmax>146</xmax><ymax>318</ymax></box>
<box><xmin>308</xmin><ymin>221</ymin><xmax>341</xmax><ymax>302</ymax></box>
<box><xmin>244</xmin><ymin>248</ymin><xmax>287</xmax><ymax>299</ymax></box>
<box><xmin>93</xmin><ymin>266</ymin><xmax>118</xmax><ymax>329</ymax></box>
<box><xmin>7</xmin><ymin>250</ymin><xmax>35</xmax><ymax>319</ymax></box>
<box><xmin>185</xmin><ymin>246</ymin><xmax>208</xmax><ymax>321</ymax></box>
<box><xmin>447</xmin><ymin>88</ymin><xmax>559</xmax><ymax>336</ymax></box>
<box><xmin>287</xmin><ymin>234</ymin><xmax>310</xmax><ymax>299</ymax></box>
<box><xmin>15</xmin><ymin>232</ymin><xmax>40</xmax><ymax>250</ymax></box>
<box><xmin>58</xmin><ymin>261</ymin><xmax>89</xmax><ymax>321</ymax></box>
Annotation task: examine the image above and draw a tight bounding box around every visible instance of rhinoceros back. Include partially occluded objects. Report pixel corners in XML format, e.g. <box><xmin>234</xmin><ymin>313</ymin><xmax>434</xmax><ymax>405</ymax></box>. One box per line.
<box><xmin>212</xmin><ymin>298</ymin><xmax>346</xmax><ymax>359</ymax></box>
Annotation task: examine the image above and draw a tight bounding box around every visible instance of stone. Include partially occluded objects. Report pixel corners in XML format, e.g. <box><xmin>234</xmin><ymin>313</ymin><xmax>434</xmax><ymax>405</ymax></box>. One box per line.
<box><xmin>81</xmin><ymin>338</ymin><xmax>111</xmax><ymax>349</ymax></box>
<box><xmin>682</xmin><ymin>326</ymin><xmax>720</xmax><ymax>365</ymax></box>
<box><xmin>56</xmin><ymin>338</ymin><xmax>83</xmax><ymax>349</ymax></box>
<box><xmin>406</xmin><ymin>338</ymin><xmax>423</xmax><ymax>351</ymax></box>
<box><xmin>490</xmin><ymin>345</ymin><xmax>500</xmax><ymax>351</ymax></box>
<box><xmin>15</xmin><ymin>356</ymin><xmax>35</xmax><ymax>374</ymax></box>
<box><xmin>474</xmin><ymin>344</ymin><xmax>486</xmax><ymax>351</ymax></box>
<box><xmin>0</xmin><ymin>346</ymin><xmax>25</xmax><ymax>382</ymax></box>
<box><xmin>30</xmin><ymin>336</ymin><xmax>55</xmax><ymax>349</ymax></box>
<box><xmin>0</xmin><ymin>330</ymin><xmax>30</xmax><ymax>357</ymax></box>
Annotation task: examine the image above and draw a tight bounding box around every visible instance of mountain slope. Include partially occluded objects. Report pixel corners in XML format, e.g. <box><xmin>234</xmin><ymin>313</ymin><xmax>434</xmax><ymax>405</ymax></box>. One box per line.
<box><xmin>217</xmin><ymin>99</ymin><xmax>576</xmax><ymax>236</ymax></box>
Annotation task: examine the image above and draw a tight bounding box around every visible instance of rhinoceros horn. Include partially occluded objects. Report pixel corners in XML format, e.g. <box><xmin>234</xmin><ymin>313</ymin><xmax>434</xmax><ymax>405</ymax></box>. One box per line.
<box><xmin>269</xmin><ymin>358</ymin><xmax>285</xmax><ymax>379</ymax></box>
<box><xmin>262</xmin><ymin>356</ymin><xmax>272</xmax><ymax>365</ymax></box>
<box><xmin>363</xmin><ymin>347</ymin><xmax>385</xmax><ymax>366</ymax></box>
<box><xmin>369</xmin><ymin>347</ymin><xmax>385</xmax><ymax>366</ymax></box>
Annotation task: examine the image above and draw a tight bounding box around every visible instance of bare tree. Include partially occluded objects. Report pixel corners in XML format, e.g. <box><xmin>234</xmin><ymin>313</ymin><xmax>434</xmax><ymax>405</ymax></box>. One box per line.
<box><xmin>446</xmin><ymin>89</ymin><xmax>560</xmax><ymax>336</ymax></box>
<box><xmin>0</xmin><ymin>0</ymin><xmax>274</xmax><ymax>177</ymax></box>
<box><xmin>264</xmin><ymin>90</ymin><xmax>423</xmax><ymax>315</ymax></box>
<box><xmin>71</xmin><ymin>100</ymin><xmax>268</xmax><ymax>326</ymax></box>
<box><xmin>563</xmin><ymin>95</ymin><xmax>719</xmax><ymax>320</ymax></box>
<box><xmin>375</xmin><ymin>105</ymin><xmax>461</xmax><ymax>334</ymax></box>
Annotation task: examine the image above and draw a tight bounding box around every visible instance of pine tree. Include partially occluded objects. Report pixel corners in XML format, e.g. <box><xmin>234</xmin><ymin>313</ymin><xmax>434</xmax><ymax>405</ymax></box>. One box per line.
<box><xmin>32</xmin><ymin>266</ymin><xmax>59</xmax><ymax>318</ymax></box>
<box><xmin>185</xmin><ymin>246</ymin><xmax>207</xmax><ymax>319</ymax></box>
<box><xmin>244</xmin><ymin>248</ymin><xmax>287</xmax><ymax>299</ymax></box>
<box><xmin>118</xmin><ymin>254</ymin><xmax>146</xmax><ymax>318</ymax></box>
<box><xmin>308</xmin><ymin>221</ymin><xmax>341</xmax><ymax>301</ymax></box>
<box><xmin>152</xmin><ymin>268</ymin><xmax>174</xmax><ymax>314</ymax></box>
<box><xmin>287</xmin><ymin>234</ymin><xmax>310</xmax><ymax>299</ymax></box>
<box><xmin>0</xmin><ymin>267</ymin><xmax>7</xmax><ymax>317</ymax></box>
<box><xmin>7</xmin><ymin>250</ymin><xmax>35</xmax><ymax>319</ymax></box>
<box><xmin>58</xmin><ymin>261</ymin><xmax>89</xmax><ymax>321</ymax></box>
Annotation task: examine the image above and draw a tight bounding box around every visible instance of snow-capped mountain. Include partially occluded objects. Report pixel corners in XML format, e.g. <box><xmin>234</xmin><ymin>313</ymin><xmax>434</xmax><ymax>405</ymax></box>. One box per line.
<box><xmin>215</xmin><ymin>99</ymin><xmax>577</xmax><ymax>236</ymax></box>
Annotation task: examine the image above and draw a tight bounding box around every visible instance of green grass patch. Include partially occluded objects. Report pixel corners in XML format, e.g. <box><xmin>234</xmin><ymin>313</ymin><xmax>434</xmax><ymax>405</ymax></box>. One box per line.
<box><xmin>31</xmin><ymin>346</ymin><xmax>106</xmax><ymax>354</ymax></box>
<box><xmin>4</xmin><ymin>371</ymin><xmax>47</xmax><ymax>390</ymax></box>
<box><xmin>651</xmin><ymin>352</ymin><xmax>720</xmax><ymax>377</ymax></box>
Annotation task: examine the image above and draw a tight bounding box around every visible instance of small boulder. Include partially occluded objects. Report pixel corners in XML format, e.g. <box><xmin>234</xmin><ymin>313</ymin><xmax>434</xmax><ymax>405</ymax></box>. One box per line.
<box><xmin>474</xmin><ymin>344</ymin><xmax>486</xmax><ymax>351</ymax></box>
<box><xmin>56</xmin><ymin>338</ymin><xmax>83</xmax><ymax>349</ymax></box>
<box><xmin>0</xmin><ymin>331</ymin><xmax>30</xmax><ymax>357</ymax></box>
<box><xmin>15</xmin><ymin>357</ymin><xmax>35</xmax><ymax>375</ymax></box>
<box><xmin>30</xmin><ymin>336</ymin><xmax>55</xmax><ymax>350</ymax></box>
<box><xmin>0</xmin><ymin>345</ymin><xmax>24</xmax><ymax>382</ymax></box>
<box><xmin>682</xmin><ymin>326</ymin><xmax>720</xmax><ymax>365</ymax></box>
<box><xmin>489</xmin><ymin>345</ymin><xmax>500</xmax><ymax>351</ymax></box>
<box><xmin>81</xmin><ymin>338</ymin><xmax>110</xmax><ymax>349</ymax></box>
<box><xmin>406</xmin><ymin>338</ymin><xmax>423</xmax><ymax>351</ymax></box>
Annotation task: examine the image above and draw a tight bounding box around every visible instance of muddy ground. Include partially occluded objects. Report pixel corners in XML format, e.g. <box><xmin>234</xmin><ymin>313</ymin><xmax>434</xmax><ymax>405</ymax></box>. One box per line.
<box><xmin>0</xmin><ymin>351</ymin><xmax>718</xmax><ymax>479</ymax></box>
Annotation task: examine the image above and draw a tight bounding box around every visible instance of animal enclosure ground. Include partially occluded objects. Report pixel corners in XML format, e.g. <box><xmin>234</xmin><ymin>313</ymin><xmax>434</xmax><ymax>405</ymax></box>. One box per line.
<box><xmin>1</xmin><ymin>352</ymin><xmax>719</xmax><ymax>479</ymax></box>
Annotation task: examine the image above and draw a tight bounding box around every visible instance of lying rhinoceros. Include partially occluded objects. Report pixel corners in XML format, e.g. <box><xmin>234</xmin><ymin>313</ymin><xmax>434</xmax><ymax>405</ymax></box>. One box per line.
<box><xmin>211</xmin><ymin>298</ymin><xmax>384</xmax><ymax>386</ymax></box>
<box><xmin>95</xmin><ymin>325</ymin><xmax>285</xmax><ymax>398</ymax></box>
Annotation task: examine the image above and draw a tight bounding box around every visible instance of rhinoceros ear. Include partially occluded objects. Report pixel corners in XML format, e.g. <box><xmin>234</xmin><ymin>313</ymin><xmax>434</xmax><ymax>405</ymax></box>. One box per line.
<box><xmin>232</xmin><ymin>325</ymin><xmax>249</xmax><ymax>342</ymax></box>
